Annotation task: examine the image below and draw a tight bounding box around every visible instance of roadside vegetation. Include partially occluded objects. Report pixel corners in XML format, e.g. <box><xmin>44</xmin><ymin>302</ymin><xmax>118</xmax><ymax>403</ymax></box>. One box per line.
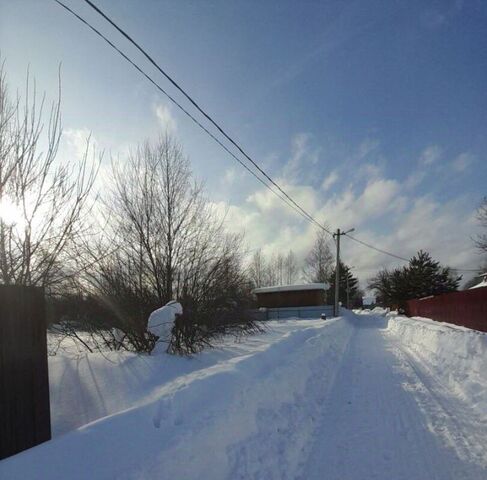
<box><xmin>1</xmin><ymin>62</ymin><xmax>485</xmax><ymax>353</ymax></box>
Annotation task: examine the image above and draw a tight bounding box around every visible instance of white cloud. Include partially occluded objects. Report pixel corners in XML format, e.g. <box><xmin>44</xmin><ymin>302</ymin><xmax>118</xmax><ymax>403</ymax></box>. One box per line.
<box><xmin>154</xmin><ymin>103</ymin><xmax>177</xmax><ymax>132</ymax></box>
<box><xmin>451</xmin><ymin>152</ymin><xmax>474</xmax><ymax>172</ymax></box>
<box><xmin>405</xmin><ymin>170</ymin><xmax>426</xmax><ymax>190</ymax></box>
<box><xmin>419</xmin><ymin>145</ymin><xmax>442</xmax><ymax>166</ymax></box>
<box><xmin>282</xmin><ymin>133</ymin><xmax>320</xmax><ymax>182</ymax></box>
<box><xmin>63</xmin><ymin>128</ymin><xmax>96</xmax><ymax>160</ymax></box>
<box><xmin>356</xmin><ymin>138</ymin><xmax>379</xmax><ymax>160</ymax></box>
<box><xmin>207</xmin><ymin>137</ymin><xmax>480</xmax><ymax>291</ymax></box>
<box><xmin>404</xmin><ymin>144</ymin><xmax>448</xmax><ymax>189</ymax></box>
<box><xmin>222</xmin><ymin>167</ymin><xmax>237</xmax><ymax>186</ymax></box>
<box><xmin>356</xmin><ymin>162</ymin><xmax>382</xmax><ymax>180</ymax></box>
<box><xmin>359</xmin><ymin>179</ymin><xmax>401</xmax><ymax>217</ymax></box>
<box><xmin>321</xmin><ymin>171</ymin><xmax>339</xmax><ymax>191</ymax></box>
<box><xmin>247</xmin><ymin>181</ymin><xmax>317</xmax><ymax>216</ymax></box>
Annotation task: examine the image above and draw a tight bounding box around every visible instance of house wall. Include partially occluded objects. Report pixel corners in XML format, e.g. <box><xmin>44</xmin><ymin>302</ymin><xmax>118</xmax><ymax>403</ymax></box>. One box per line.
<box><xmin>255</xmin><ymin>290</ymin><xmax>326</xmax><ymax>308</ymax></box>
<box><xmin>250</xmin><ymin>305</ymin><xmax>334</xmax><ymax>321</ymax></box>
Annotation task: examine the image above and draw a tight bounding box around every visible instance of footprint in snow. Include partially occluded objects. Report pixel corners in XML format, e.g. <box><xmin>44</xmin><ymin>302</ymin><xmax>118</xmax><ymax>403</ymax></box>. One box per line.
<box><xmin>153</xmin><ymin>396</ymin><xmax>173</xmax><ymax>429</ymax></box>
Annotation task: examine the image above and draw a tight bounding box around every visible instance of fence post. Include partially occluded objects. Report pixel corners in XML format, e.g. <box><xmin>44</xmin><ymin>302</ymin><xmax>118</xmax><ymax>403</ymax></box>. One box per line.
<box><xmin>0</xmin><ymin>285</ymin><xmax>51</xmax><ymax>460</ymax></box>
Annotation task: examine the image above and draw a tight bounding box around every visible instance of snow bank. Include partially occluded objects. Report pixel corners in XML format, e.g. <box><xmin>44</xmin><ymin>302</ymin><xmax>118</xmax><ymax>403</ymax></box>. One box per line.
<box><xmin>48</xmin><ymin>348</ymin><xmax>217</xmax><ymax>436</ymax></box>
<box><xmin>0</xmin><ymin>317</ymin><xmax>354</xmax><ymax>480</ymax></box>
<box><xmin>386</xmin><ymin>315</ymin><xmax>487</xmax><ymax>416</ymax></box>
<box><xmin>47</xmin><ymin>319</ymin><xmax>332</xmax><ymax>436</ymax></box>
<box><xmin>354</xmin><ymin>306</ymin><xmax>390</xmax><ymax>316</ymax></box>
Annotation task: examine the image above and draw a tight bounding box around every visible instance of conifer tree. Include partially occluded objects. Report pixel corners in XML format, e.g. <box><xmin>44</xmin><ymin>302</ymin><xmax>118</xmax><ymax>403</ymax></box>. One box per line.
<box><xmin>367</xmin><ymin>250</ymin><xmax>460</xmax><ymax>310</ymax></box>
<box><xmin>327</xmin><ymin>262</ymin><xmax>361</xmax><ymax>307</ymax></box>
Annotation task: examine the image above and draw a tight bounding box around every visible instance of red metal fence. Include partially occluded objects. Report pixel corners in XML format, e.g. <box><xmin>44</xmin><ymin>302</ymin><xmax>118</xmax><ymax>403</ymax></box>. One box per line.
<box><xmin>406</xmin><ymin>286</ymin><xmax>487</xmax><ymax>332</ymax></box>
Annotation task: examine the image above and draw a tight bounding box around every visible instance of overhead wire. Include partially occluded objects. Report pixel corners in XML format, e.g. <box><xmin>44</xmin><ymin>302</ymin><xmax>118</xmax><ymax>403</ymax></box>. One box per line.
<box><xmin>55</xmin><ymin>0</ymin><xmax>480</xmax><ymax>271</ymax></box>
<box><xmin>54</xmin><ymin>0</ymin><xmax>327</xmax><ymax>230</ymax></box>
<box><xmin>79</xmin><ymin>0</ymin><xmax>334</xmax><ymax>236</ymax></box>
<box><xmin>343</xmin><ymin>233</ymin><xmax>410</xmax><ymax>262</ymax></box>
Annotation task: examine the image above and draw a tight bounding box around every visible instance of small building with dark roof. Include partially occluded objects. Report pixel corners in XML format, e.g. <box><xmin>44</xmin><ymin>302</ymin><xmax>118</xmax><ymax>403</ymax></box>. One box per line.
<box><xmin>253</xmin><ymin>283</ymin><xmax>330</xmax><ymax>309</ymax></box>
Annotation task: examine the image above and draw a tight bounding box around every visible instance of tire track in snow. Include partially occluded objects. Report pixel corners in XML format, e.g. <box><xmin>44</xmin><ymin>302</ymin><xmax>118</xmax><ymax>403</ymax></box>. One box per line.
<box><xmin>300</xmin><ymin>315</ymin><xmax>487</xmax><ymax>480</ymax></box>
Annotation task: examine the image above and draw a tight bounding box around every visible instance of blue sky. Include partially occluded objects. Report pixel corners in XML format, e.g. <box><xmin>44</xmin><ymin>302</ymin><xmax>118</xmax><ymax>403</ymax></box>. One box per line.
<box><xmin>1</xmin><ymin>0</ymin><xmax>486</xmax><ymax>284</ymax></box>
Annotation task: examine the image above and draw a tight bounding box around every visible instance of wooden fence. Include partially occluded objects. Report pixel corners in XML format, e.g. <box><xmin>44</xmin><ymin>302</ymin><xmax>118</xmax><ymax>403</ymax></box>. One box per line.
<box><xmin>0</xmin><ymin>285</ymin><xmax>51</xmax><ymax>460</ymax></box>
<box><xmin>406</xmin><ymin>286</ymin><xmax>487</xmax><ymax>332</ymax></box>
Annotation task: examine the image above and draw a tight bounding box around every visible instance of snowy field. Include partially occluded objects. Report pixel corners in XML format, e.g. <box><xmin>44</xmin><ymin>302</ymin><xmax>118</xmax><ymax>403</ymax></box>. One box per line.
<box><xmin>1</xmin><ymin>311</ymin><xmax>486</xmax><ymax>479</ymax></box>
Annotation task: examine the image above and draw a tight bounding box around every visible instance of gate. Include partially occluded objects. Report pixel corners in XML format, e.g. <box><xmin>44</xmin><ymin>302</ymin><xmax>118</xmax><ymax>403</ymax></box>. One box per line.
<box><xmin>0</xmin><ymin>285</ymin><xmax>51</xmax><ymax>460</ymax></box>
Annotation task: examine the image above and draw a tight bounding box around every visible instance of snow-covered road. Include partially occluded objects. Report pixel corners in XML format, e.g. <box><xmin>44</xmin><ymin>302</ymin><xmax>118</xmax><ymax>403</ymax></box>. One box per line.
<box><xmin>1</xmin><ymin>312</ymin><xmax>486</xmax><ymax>479</ymax></box>
<box><xmin>302</xmin><ymin>315</ymin><xmax>487</xmax><ymax>480</ymax></box>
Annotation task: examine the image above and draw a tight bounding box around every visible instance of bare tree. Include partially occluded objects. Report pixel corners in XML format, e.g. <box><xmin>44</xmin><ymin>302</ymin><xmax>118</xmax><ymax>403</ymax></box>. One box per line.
<box><xmin>0</xmin><ymin>61</ymin><xmax>18</xmax><ymax>194</ymax></box>
<box><xmin>101</xmin><ymin>134</ymin><xmax>220</xmax><ymax>302</ymax></box>
<box><xmin>0</xmin><ymin>63</ymin><xmax>98</xmax><ymax>289</ymax></box>
<box><xmin>284</xmin><ymin>249</ymin><xmax>298</xmax><ymax>285</ymax></box>
<box><xmin>476</xmin><ymin>197</ymin><xmax>487</xmax><ymax>254</ymax></box>
<box><xmin>249</xmin><ymin>249</ymin><xmax>301</xmax><ymax>287</ymax></box>
<box><xmin>249</xmin><ymin>248</ymin><xmax>267</xmax><ymax>288</ymax></box>
<box><xmin>303</xmin><ymin>230</ymin><xmax>334</xmax><ymax>283</ymax></box>
<box><xmin>88</xmin><ymin>133</ymin><xmax>259</xmax><ymax>354</ymax></box>
<box><xmin>274</xmin><ymin>253</ymin><xmax>284</xmax><ymax>286</ymax></box>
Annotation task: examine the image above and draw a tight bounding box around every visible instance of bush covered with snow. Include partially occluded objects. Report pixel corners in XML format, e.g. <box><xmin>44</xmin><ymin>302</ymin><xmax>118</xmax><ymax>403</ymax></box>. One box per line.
<box><xmin>147</xmin><ymin>300</ymin><xmax>183</xmax><ymax>344</ymax></box>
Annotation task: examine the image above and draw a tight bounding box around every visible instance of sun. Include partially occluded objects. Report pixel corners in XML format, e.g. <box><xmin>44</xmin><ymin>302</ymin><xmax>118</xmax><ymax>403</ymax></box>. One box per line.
<box><xmin>0</xmin><ymin>196</ymin><xmax>24</xmax><ymax>228</ymax></box>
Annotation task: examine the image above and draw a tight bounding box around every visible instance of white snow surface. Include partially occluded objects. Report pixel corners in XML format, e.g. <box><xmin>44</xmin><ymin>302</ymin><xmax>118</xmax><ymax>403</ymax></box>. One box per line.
<box><xmin>386</xmin><ymin>313</ymin><xmax>487</xmax><ymax>418</ymax></box>
<box><xmin>1</xmin><ymin>311</ymin><xmax>486</xmax><ymax>479</ymax></box>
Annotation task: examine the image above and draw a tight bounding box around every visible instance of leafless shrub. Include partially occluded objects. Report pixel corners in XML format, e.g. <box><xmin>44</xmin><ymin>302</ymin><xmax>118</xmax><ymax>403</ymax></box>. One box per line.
<box><xmin>80</xmin><ymin>133</ymin><xmax>261</xmax><ymax>355</ymax></box>
<box><xmin>1</xmin><ymin>61</ymin><xmax>261</xmax><ymax>355</ymax></box>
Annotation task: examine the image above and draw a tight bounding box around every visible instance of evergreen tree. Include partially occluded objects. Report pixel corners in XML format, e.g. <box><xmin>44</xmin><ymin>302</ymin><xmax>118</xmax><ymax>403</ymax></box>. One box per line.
<box><xmin>405</xmin><ymin>250</ymin><xmax>460</xmax><ymax>299</ymax></box>
<box><xmin>367</xmin><ymin>250</ymin><xmax>460</xmax><ymax>310</ymax></box>
<box><xmin>327</xmin><ymin>261</ymin><xmax>360</xmax><ymax>307</ymax></box>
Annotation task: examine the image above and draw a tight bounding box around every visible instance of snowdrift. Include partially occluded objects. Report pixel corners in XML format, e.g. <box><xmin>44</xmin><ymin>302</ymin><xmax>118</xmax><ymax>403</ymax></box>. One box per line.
<box><xmin>0</xmin><ymin>318</ymin><xmax>354</xmax><ymax>480</ymax></box>
<box><xmin>386</xmin><ymin>315</ymin><xmax>487</xmax><ymax>416</ymax></box>
<box><xmin>3</xmin><ymin>311</ymin><xmax>485</xmax><ymax>479</ymax></box>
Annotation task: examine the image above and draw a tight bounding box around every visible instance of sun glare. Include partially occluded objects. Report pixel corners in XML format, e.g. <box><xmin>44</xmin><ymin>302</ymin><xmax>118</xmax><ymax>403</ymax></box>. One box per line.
<box><xmin>0</xmin><ymin>196</ymin><xmax>24</xmax><ymax>228</ymax></box>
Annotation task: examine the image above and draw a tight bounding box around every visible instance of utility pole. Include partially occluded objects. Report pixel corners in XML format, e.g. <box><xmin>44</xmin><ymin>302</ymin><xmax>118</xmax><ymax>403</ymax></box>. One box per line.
<box><xmin>333</xmin><ymin>228</ymin><xmax>354</xmax><ymax>317</ymax></box>
<box><xmin>333</xmin><ymin>229</ymin><xmax>341</xmax><ymax>317</ymax></box>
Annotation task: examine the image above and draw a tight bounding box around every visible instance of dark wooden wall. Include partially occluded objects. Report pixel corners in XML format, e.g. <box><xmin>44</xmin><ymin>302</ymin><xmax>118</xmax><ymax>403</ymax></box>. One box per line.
<box><xmin>0</xmin><ymin>285</ymin><xmax>51</xmax><ymax>460</ymax></box>
<box><xmin>255</xmin><ymin>289</ymin><xmax>326</xmax><ymax>308</ymax></box>
<box><xmin>406</xmin><ymin>287</ymin><xmax>487</xmax><ymax>332</ymax></box>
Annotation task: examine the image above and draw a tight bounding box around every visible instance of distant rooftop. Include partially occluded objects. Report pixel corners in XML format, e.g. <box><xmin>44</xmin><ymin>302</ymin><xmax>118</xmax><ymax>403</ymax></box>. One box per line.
<box><xmin>253</xmin><ymin>283</ymin><xmax>330</xmax><ymax>294</ymax></box>
<box><xmin>469</xmin><ymin>273</ymin><xmax>487</xmax><ymax>290</ymax></box>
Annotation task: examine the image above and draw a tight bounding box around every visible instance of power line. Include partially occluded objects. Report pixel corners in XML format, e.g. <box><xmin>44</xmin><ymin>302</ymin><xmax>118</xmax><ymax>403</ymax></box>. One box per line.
<box><xmin>54</xmin><ymin>0</ymin><xmax>327</xmax><ymax>230</ymax></box>
<box><xmin>344</xmin><ymin>233</ymin><xmax>410</xmax><ymax>262</ymax></box>
<box><xmin>55</xmin><ymin>0</ymin><xmax>479</xmax><ymax>272</ymax></box>
<box><xmin>65</xmin><ymin>1</ymin><xmax>432</xmax><ymax>262</ymax></box>
<box><xmin>77</xmin><ymin>0</ymin><xmax>334</xmax><ymax>236</ymax></box>
<box><xmin>53</xmin><ymin>0</ymin><xmax>430</xmax><ymax>261</ymax></box>
<box><xmin>343</xmin><ymin>233</ymin><xmax>482</xmax><ymax>272</ymax></box>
